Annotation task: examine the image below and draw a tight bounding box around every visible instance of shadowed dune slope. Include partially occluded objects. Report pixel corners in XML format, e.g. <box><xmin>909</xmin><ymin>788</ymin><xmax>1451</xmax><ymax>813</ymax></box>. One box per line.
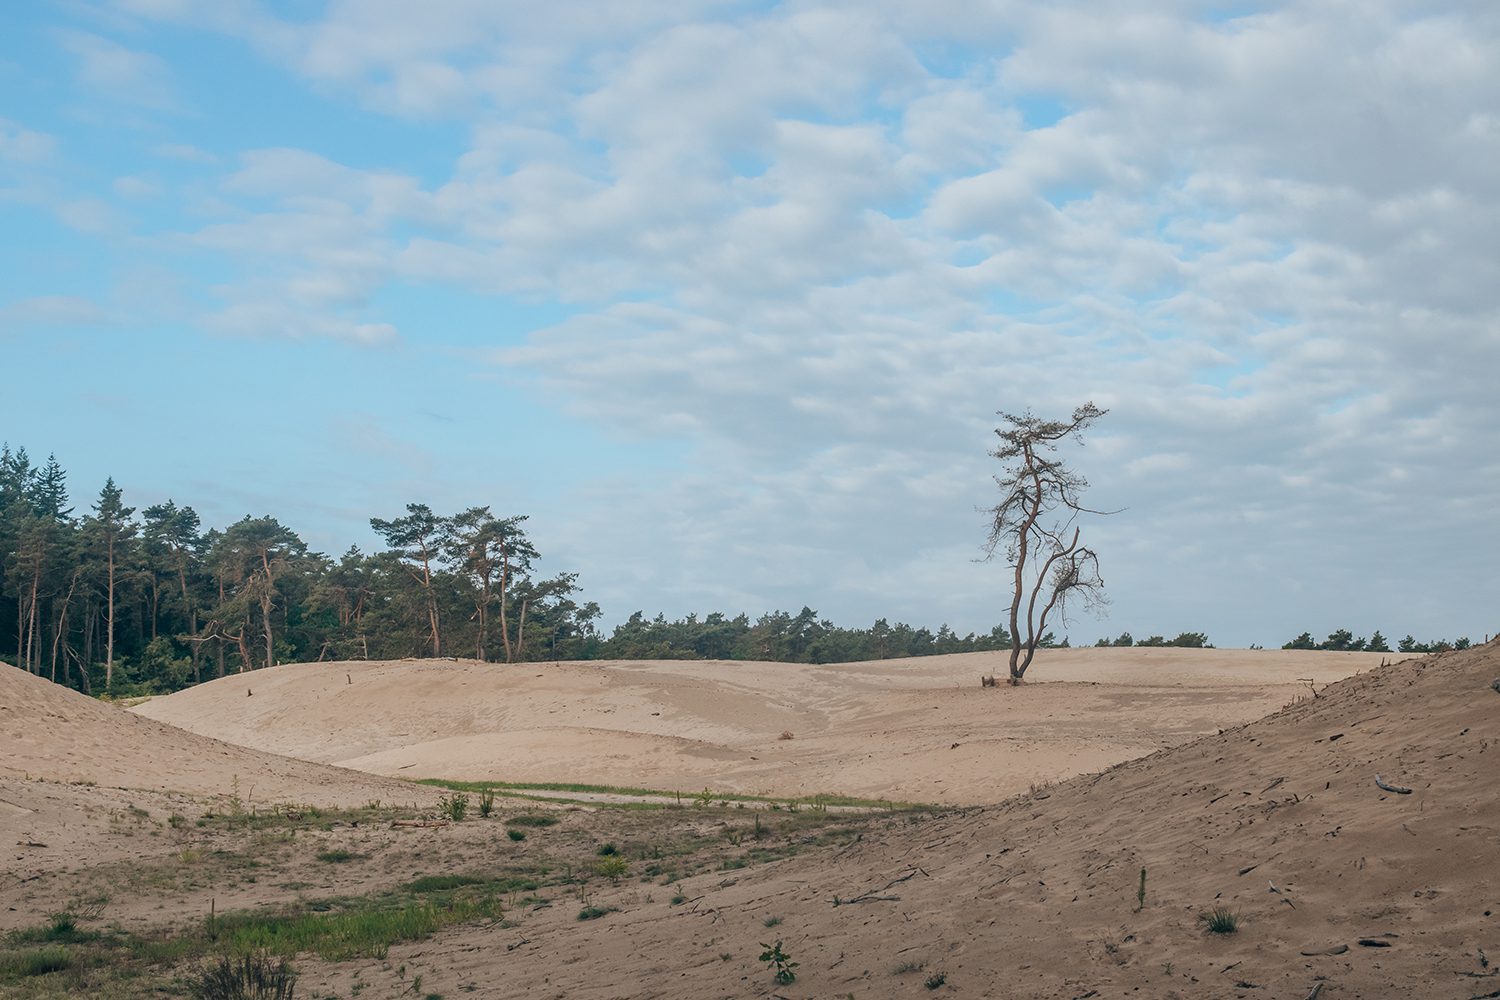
<box><xmin>0</xmin><ymin>661</ymin><xmax>428</xmax><ymax>807</ymax></box>
<box><xmin>394</xmin><ymin>642</ymin><xmax>1500</xmax><ymax>999</ymax></box>
<box><xmin>132</xmin><ymin>648</ymin><xmax>1387</xmax><ymax>803</ymax></box>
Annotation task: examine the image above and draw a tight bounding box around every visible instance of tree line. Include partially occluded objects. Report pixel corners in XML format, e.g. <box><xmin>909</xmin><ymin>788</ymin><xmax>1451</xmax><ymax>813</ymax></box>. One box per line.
<box><xmin>1279</xmin><ymin>629</ymin><xmax>1473</xmax><ymax>654</ymax></box>
<box><xmin>0</xmin><ymin>445</ymin><xmax>601</xmax><ymax>694</ymax></box>
<box><xmin>0</xmin><ymin>445</ymin><xmax>1061</xmax><ymax>695</ymax></box>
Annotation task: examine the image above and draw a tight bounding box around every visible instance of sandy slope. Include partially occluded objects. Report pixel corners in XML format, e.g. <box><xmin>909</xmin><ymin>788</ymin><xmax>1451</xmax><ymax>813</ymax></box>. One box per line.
<box><xmin>300</xmin><ymin>641</ymin><xmax>1500</xmax><ymax>1000</ymax></box>
<box><xmin>134</xmin><ymin>648</ymin><xmax>1390</xmax><ymax>803</ymax></box>
<box><xmin>0</xmin><ymin>661</ymin><xmax>437</xmax><ymax>885</ymax></box>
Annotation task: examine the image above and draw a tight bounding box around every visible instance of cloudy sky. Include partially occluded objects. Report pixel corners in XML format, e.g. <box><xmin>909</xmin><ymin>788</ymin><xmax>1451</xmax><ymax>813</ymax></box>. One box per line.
<box><xmin>3</xmin><ymin>1</ymin><xmax>1497</xmax><ymax>648</ymax></box>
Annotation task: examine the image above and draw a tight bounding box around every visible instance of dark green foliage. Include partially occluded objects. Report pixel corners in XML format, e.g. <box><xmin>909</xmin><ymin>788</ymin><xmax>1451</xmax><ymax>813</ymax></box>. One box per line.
<box><xmin>437</xmin><ymin>793</ymin><xmax>469</xmax><ymax>822</ymax></box>
<box><xmin>314</xmin><ymin>849</ymin><xmax>354</xmax><ymax>863</ymax></box>
<box><xmin>576</xmin><ymin>905</ymin><xmax>617</xmax><ymax>921</ymax></box>
<box><xmin>759</xmin><ymin>940</ymin><xmax>797</xmax><ymax>984</ymax></box>
<box><xmin>924</xmin><ymin>971</ymin><xmax>947</xmax><ymax>989</ymax></box>
<box><xmin>188</xmin><ymin>952</ymin><xmax>296</xmax><ymax>1000</ymax></box>
<box><xmin>0</xmin><ymin>946</ymin><xmax>72</xmax><ymax>978</ymax></box>
<box><xmin>1201</xmin><ymin>906</ymin><xmax>1240</xmax><ymax>934</ymax></box>
<box><xmin>507</xmin><ymin>829</ymin><xmax>526</xmax><ymax>841</ymax></box>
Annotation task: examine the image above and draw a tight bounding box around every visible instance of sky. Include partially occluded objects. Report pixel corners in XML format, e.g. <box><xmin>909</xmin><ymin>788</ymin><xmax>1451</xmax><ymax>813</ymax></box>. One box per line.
<box><xmin>2</xmin><ymin>1</ymin><xmax>1497</xmax><ymax>649</ymax></box>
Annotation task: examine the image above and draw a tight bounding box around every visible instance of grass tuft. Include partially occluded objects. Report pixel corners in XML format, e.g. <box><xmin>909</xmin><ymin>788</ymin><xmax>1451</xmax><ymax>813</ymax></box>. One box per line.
<box><xmin>1201</xmin><ymin>905</ymin><xmax>1241</xmax><ymax>934</ymax></box>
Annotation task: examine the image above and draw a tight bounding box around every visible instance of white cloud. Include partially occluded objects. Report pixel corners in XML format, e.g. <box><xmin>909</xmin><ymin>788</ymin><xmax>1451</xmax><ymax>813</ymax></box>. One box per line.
<box><xmin>58</xmin><ymin>30</ymin><xmax>180</xmax><ymax>111</ymax></box>
<box><xmin>0</xmin><ymin>120</ymin><xmax>57</xmax><ymax>163</ymax></box>
<box><xmin>54</xmin><ymin>0</ymin><xmax>1500</xmax><ymax>642</ymax></box>
<box><xmin>0</xmin><ymin>295</ymin><xmax>111</xmax><ymax>331</ymax></box>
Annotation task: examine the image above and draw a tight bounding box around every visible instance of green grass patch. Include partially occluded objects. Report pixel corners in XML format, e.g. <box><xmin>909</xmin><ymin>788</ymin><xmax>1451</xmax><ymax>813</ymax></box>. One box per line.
<box><xmin>418</xmin><ymin>778</ymin><xmax>930</xmax><ymax>812</ymax></box>
<box><xmin>314</xmin><ymin>849</ymin><xmax>356</xmax><ymax>863</ymax></box>
<box><xmin>0</xmin><ymin>946</ymin><xmax>72</xmax><ymax>978</ymax></box>
<box><xmin>213</xmin><ymin>897</ymin><xmax>499</xmax><ymax>960</ymax></box>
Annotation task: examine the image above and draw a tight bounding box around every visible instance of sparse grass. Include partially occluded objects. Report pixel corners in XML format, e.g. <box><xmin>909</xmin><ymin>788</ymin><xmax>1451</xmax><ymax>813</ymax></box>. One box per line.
<box><xmin>924</xmin><ymin>971</ymin><xmax>947</xmax><ymax>989</ymax></box>
<box><xmin>7</xmin><ymin>777</ymin><xmax>919</xmax><ymax>995</ymax></box>
<box><xmin>507</xmin><ymin>829</ymin><xmax>526</xmax><ymax>841</ymax></box>
<box><xmin>0</xmin><ymin>946</ymin><xmax>72</xmax><ymax>979</ymax></box>
<box><xmin>418</xmin><ymin>778</ymin><xmax>929</xmax><ymax>812</ymax></box>
<box><xmin>478</xmin><ymin>789</ymin><xmax>496</xmax><ymax>818</ymax></box>
<box><xmin>188</xmin><ymin>952</ymin><xmax>296</xmax><ymax>1000</ymax></box>
<box><xmin>893</xmin><ymin>959</ymin><xmax>926</xmax><ymax>974</ymax></box>
<box><xmin>762</xmin><ymin>915</ymin><xmax>782</xmax><ymax>928</ymax></box>
<box><xmin>1202</xmin><ymin>906</ymin><xmax>1241</xmax><ymax>934</ymax></box>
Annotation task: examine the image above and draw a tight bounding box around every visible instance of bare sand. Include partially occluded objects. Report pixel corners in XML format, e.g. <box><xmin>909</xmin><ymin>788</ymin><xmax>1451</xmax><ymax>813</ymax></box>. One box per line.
<box><xmin>358</xmin><ymin>641</ymin><xmax>1493</xmax><ymax>1000</ymax></box>
<box><xmin>8</xmin><ymin>643</ymin><xmax>1494</xmax><ymax>999</ymax></box>
<box><xmin>0</xmin><ymin>662</ymin><xmax>437</xmax><ymax>896</ymax></box>
<box><xmin>134</xmin><ymin>647</ymin><xmax>1391</xmax><ymax>804</ymax></box>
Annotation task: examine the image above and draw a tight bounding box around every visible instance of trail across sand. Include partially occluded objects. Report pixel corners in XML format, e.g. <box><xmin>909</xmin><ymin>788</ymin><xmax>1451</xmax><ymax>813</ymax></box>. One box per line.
<box><xmin>134</xmin><ymin>648</ymin><xmax>1388</xmax><ymax>803</ymax></box>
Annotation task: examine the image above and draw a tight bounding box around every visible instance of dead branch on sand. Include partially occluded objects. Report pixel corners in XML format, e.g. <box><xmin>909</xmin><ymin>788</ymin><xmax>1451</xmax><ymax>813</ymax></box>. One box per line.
<box><xmin>1375</xmin><ymin>774</ymin><xmax>1413</xmax><ymax>795</ymax></box>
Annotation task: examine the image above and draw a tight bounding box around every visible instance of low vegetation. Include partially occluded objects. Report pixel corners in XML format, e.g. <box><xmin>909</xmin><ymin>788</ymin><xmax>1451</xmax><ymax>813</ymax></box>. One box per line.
<box><xmin>1</xmin><ymin>787</ymin><xmax>926</xmax><ymax>997</ymax></box>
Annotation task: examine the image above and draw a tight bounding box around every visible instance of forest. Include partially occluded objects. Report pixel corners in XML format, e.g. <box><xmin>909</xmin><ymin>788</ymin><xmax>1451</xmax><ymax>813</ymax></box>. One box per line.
<box><xmin>0</xmin><ymin>445</ymin><xmax>1041</xmax><ymax>695</ymax></box>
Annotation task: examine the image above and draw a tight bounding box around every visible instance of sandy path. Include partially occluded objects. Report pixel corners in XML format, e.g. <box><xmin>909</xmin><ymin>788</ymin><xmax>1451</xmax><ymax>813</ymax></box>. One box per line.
<box><xmin>134</xmin><ymin>648</ymin><xmax>1389</xmax><ymax>804</ymax></box>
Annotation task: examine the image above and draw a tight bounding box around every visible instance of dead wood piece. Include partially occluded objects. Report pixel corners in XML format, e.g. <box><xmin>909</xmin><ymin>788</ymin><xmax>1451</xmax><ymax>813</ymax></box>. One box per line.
<box><xmin>1470</xmin><ymin>990</ymin><xmax>1500</xmax><ymax>1000</ymax></box>
<box><xmin>17</xmin><ymin>840</ymin><xmax>47</xmax><ymax>848</ymax></box>
<box><xmin>1357</xmin><ymin>938</ymin><xmax>1393</xmax><ymax>948</ymax></box>
<box><xmin>1375</xmin><ymin>774</ymin><xmax>1413</xmax><ymax>795</ymax></box>
<box><xmin>832</xmin><ymin>866</ymin><xmax>928</xmax><ymax>906</ymax></box>
<box><xmin>1238</xmin><ymin>864</ymin><xmax>1260</xmax><ymax>876</ymax></box>
<box><xmin>1300</xmin><ymin>945</ymin><xmax>1349</xmax><ymax>956</ymax></box>
<box><xmin>1304</xmin><ymin>984</ymin><xmax>1325</xmax><ymax>1000</ymax></box>
<box><xmin>1261</xmin><ymin>777</ymin><xmax>1285</xmax><ymax>794</ymax></box>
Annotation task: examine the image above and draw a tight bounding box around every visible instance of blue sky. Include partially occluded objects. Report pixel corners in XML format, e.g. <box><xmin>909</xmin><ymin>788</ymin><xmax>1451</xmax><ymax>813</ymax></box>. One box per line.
<box><xmin>3</xmin><ymin>0</ymin><xmax>1498</xmax><ymax>647</ymax></box>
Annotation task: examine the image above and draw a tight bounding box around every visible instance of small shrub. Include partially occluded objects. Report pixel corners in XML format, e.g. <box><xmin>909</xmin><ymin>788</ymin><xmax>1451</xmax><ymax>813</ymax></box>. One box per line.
<box><xmin>507</xmin><ymin>829</ymin><xmax>526</xmax><ymax>842</ymax></box>
<box><xmin>437</xmin><ymin>792</ymin><xmax>469</xmax><ymax>823</ymax></box>
<box><xmin>595</xmin><ymin>842</ymin><xmax>619</xmax><ymax>856</ymax></box>
<box><xmin>1202</xmin><ymin>906</ymin><xmax>1240</xmax><ymax>934</ymax></box>
<box><xmin>595</xmin><ymin>856</ymin><xmax>629</xmax><ymax>882</ymax></box>
<box><xmin>759</xmin><ymin>940</ymin><xmax>797</xmax><ymax>984</ymax></box>
<box><xmin>893</xmin><ymin>959</ymin><xmax>926</xmax><ymax>974</ymax></box>
<box><xmin>924</xmin><ymin>971</ymin><xmax>947</xmax><ymax>989</ymax></box>
<box><xmin>188</xmin><ymin>952</ymin><xmax>297</xmax><ymax>1000</ymax></box>
<box><xmin>316</xmin><ymin>849</ymin><xmax>355</xmax><ymax>863</ymax></box>
<box><xmin>478</xmin><ymin>789</ymin><xmax>496</xmax><ymax>818</ymax></box>
<box><xmin>763</xmin><ymin>915</ymin><xmax>782</xmax><ymax>928</ymax></box>
<box><xmin>577</xmin><ymin>905</ymin><xmax>617</xmax><ymax>921</ymax></box>
<box><xmin>505</xmin><ymin>814</ymin><xmax>558</xmax><ymax>828</ymax></box>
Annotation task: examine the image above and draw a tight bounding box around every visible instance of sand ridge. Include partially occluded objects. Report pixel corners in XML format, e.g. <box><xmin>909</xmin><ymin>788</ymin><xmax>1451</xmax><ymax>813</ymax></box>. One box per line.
<box><xmin>134</xmin><ymin>647</ymin><xmax>1391</xmax><ymax>803</ymax></box>
<box><xmin>343</xmin><ymin>641</ymin><xmax>1500</xmax><ymax>999</ymax></box>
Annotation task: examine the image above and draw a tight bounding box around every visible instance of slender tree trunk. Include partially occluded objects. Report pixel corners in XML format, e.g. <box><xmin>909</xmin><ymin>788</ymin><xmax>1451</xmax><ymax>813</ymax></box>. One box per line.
<box><xmin>105</xmin><ymin>538</ymin><xmax>116</xmax><ymax>691</ymax></box>
<box><xmin>50</xmin><ymin>571</ymin><xmax>78</xmax><ymax>685</ymax></box>
<box><xmin>515</xmin><ymin>599</ymin><xmax>528</xmax><ymax>663</ymax></box>
<box><xmin>498</xmin><ymin>560</ymin><xmax>512</xmax><ymax>662</ymax></box>
<box><xmin>258</xmin><ymin>550</ymin><xmax>276</xmax><ymax>669</ymax></box>
<box><xmin>179</xmin><ymin>564</ymin><xmax>200</xmax><ymax>682</ymax></box>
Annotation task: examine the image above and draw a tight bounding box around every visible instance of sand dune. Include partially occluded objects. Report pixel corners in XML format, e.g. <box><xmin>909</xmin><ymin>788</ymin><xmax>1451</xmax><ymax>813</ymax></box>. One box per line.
<box><xmin>134</xmin><ymin>647</ymin><xmax>1390</xmax><ymax>803</ymax></box>
<box><xmin>352</xmin><ymin>641</ymin><xmax>1500</xmax><ymax>999</ymax></box>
